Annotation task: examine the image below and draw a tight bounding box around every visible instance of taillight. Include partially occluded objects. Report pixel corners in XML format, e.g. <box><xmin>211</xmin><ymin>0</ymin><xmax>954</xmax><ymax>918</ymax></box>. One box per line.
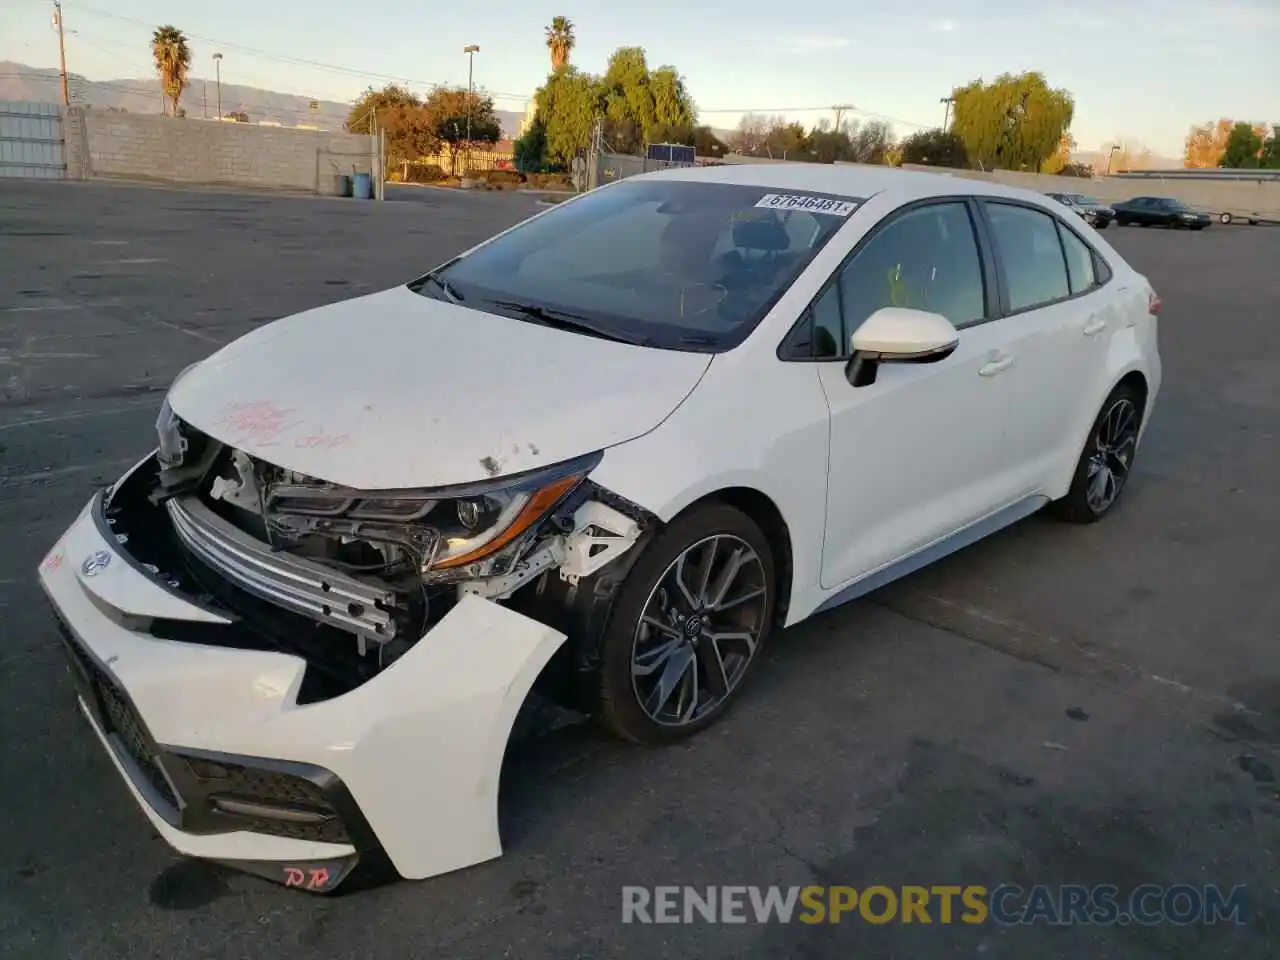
<box><xmin>1148</xmin><ymin>290</ymin><xmax>1162</xmax><ymax>316</ymax></box>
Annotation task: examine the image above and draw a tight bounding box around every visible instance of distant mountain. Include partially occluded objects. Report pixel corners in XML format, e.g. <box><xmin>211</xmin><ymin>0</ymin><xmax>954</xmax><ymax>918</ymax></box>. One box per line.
<box><xmin>0</xmin><ymin>61</ymin><xmax>525</xmax><ymax>136</ymax></box>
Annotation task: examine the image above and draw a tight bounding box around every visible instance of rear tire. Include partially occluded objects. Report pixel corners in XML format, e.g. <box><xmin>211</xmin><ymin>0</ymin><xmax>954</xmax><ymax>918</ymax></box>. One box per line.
<box><xmin>595</xmin><ymin>502</ymin><xmax>777</xmax><ymax>744</ymax></box>
<box><xmin>1219</xmin><ymin>212</ymin><xmax>1232</xmax><ymax>224</ymax></box>
<box><xmin>1049</xmin><ymin>383</ymin><xmax>1145</xmax><ymax>525</ymax></box>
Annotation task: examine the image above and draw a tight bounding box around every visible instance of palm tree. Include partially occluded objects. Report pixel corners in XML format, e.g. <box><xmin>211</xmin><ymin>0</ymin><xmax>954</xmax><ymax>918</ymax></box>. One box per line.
<box><xmin>545</xmin><ymin>17</ymin><xmax>575</xmax><ymax>70</ymax></box>
<box><xmin>151</xmin><ymin>26</ymin><xmax>192</xmax><ymax>116</ymax></box>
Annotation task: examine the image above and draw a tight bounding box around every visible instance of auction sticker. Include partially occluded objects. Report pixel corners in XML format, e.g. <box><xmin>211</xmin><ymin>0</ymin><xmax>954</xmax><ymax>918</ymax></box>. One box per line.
<box><xmin>754</xmin><ymin>193</ymin><xmax>859</xmax><ymax>216</ymax></box>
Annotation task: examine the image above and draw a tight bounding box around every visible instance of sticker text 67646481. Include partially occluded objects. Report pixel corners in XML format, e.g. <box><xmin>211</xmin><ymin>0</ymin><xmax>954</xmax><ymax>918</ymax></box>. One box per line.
<box><xmin>754</xmin><ymin>194</ymin><xmax>860</xmax><ymax>217</ymax></box>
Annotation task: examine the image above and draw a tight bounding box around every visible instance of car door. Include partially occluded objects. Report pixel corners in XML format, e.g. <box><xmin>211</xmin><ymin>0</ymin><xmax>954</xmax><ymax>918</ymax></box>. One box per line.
<box><xmin>782</xmin><ymin>199</ymin><xmax>1027</xmax><ymax>590</ymax></box>
<box><xmin>978</xmin><ymin>200</ymin><xmax>1119</xmax><ymax>493</ymax></box>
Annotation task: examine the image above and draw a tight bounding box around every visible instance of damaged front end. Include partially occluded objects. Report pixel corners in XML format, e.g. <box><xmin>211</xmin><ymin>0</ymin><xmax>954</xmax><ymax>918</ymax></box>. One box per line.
<box><xmin>118</xmin><ymin>401</ymin><xmax>653</xmax><ymax>705</ymax></box>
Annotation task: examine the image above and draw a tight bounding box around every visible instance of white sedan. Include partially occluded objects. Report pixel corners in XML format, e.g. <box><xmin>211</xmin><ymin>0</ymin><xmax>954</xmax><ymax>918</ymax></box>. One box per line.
<box><xmin>38</xmin><ymin>163</ymin><xmax>1161</xmax><ymax>892</ymax></box>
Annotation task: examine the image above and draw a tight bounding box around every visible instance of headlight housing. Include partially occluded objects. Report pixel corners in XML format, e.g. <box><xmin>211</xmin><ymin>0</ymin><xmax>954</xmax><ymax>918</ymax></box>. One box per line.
<box><xmin>263</xmin><ymin>451</ymin><xmax>602</xmax><ymax>574</ymax></box>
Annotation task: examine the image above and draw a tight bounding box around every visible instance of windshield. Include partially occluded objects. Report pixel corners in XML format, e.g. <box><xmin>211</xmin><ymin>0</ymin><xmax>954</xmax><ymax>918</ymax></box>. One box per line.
<box><xmin>1071</xmin><ymin>195</ymin><xmax>1100</xmax><ymax>204</ymax></box>
<box><xmin>413</xmin><ymin>178</ymin><xmax>860</xmax><ymax>352</ymax></box>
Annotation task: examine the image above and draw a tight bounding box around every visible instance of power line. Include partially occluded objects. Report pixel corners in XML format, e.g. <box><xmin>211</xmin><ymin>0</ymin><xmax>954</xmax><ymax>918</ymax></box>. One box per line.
<box><xmin>44</xmin><ymin>4</ymin><xmax>929</xmax><ymax>127</ymax></box>
<box><xmin>67</xmin><ymin>3</ymin><xmax>531</xmax><ymax>103</ymax></box>
<box><xmin>697</xmin><ymin>104</ymin><xmax>929</xmax><ymax>130</ymax></box>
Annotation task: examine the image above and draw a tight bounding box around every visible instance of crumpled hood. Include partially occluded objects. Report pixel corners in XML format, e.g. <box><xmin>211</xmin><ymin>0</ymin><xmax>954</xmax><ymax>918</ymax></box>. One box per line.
<box><xmin>168</xmin><ymin>285</ymin><xmax>711</xmax><ymax>490</ymax></box>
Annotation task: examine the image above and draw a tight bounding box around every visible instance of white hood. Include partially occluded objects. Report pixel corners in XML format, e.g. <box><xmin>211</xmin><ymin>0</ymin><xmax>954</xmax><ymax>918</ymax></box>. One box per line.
<box><xmin>168</xmin><ymin>286</ymin><xmax>711</xmax><ymax>490</ymax></box>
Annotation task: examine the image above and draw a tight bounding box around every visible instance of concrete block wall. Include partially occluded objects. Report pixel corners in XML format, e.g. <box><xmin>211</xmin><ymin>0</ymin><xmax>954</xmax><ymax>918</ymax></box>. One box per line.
<box><xmin>898</xmin><ymin>165</ymin><xmax>1280</xmax><ymax>220</ymax></box>
<box><xmin>69</xmin><ymin>108</ymin><xmax>375</xmax><ymax>196</ymax></box>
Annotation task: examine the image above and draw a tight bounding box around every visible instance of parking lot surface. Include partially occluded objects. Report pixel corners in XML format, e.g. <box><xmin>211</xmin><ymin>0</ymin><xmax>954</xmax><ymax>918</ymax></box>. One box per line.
<box><xmin>1</xmin><ymin>181</ymin><xmax>1277</xmax><ymax>959</ymax></box>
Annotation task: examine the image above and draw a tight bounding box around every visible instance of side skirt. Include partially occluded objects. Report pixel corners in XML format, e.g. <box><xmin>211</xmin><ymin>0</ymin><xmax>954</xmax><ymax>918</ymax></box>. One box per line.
<box><xmin>814</xmin><ymin>494</ymin><xmax>1050</xmax><ymax>616</ymax></box>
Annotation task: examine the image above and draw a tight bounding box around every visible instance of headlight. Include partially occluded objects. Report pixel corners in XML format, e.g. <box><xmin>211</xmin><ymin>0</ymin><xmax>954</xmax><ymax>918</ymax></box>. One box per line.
<box><xmin>430</xmin><ymin>473</ymin><xmax>584</xmax><ymax>570</ymax></box>
<box><xmin>265</xmin><ymin>451</ymin><xmax>602</xmax><ymax>573</ymax></box>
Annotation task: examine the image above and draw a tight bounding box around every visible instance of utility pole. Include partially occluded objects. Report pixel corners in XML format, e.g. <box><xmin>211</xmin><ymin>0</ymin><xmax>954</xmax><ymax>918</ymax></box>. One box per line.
<box><xmin>463</xmin><ymin>45</ymin><xmax>479</xmax><ymax>175</ymax></box>
<box><xmin>52</xmin><ymin>1</ymin><xmax>69</xmax><ymax>106</ymax></box>
<box><xmin>940</xmin><ymin>97</ymin><xmax>954</xmax><ymax>130</ymax></box>
<box><xmin>202</xmin><ymin>80</ymin><xmax>207</xmax><ymax>119</ymax></box>
<box><xmin>831</xmin><ymin>104</ymin><xmax>853</xmax><ymax>132</ymax></box>
<box><xmin>212</xmin><ymin>52</ymin><xmax>223</xmax><ymax>119</ymax></box>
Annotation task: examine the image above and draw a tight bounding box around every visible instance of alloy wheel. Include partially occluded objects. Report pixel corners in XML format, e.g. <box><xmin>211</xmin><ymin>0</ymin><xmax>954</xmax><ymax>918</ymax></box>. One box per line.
<box><xmin>630</xmin><ymin>534</ymin><xmax>768</xmax><ymax>727</ymax></box>
<box><xmin>1086</xmin><ymin>397</ymin><xmax>1139</xmax><ymax>513</ymax></box>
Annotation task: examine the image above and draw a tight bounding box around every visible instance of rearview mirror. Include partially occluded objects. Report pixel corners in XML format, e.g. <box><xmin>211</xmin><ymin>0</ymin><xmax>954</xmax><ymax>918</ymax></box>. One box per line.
<box><xmin>845</xmin><ymin>307</ymin><xmax>959</xmax><ymax>387</ymax></box>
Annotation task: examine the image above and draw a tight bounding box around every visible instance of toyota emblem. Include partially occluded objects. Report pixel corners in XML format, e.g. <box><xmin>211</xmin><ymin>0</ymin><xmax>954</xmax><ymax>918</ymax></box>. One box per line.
<box><xmin>81</xmin><ymin>550</ymin><xmax>112</xmax><ymax>576</ymax></box>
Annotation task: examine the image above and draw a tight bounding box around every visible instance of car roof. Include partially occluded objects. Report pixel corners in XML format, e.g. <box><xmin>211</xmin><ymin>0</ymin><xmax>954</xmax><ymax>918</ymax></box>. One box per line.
<box><xmin>636</xmin><ymin>161</ymin><xmax>1068</xmax><ymax>208</ymax></box>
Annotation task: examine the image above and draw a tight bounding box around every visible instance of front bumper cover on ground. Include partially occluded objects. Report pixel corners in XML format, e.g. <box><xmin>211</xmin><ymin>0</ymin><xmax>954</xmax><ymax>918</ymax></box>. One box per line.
<box><xmin>37</xmin><ymin>493</ymin><xmax>569</xmax><ymax>892</ymax></box>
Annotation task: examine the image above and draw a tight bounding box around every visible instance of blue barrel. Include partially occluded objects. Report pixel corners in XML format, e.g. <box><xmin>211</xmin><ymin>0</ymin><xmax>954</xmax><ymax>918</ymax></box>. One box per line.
<box><xmin>353</xmin><ymin>172</ymin><xmax>373</xmax><ymax>199</ymax></box>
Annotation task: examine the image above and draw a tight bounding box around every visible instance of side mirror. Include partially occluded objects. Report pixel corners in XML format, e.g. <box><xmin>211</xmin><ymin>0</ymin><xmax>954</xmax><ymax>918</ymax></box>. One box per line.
<box><xmin>845</xmin><ymin>307</ymin><xmax>959</xmax><ymax>387</ymax></box>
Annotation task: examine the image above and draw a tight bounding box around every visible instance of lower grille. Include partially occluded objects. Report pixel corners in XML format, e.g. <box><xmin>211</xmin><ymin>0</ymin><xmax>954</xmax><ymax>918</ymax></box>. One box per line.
<box><xmin>57</xmin><ymin>619</ymin><xmax>180</xmax><ymax>810</ymax></box>
<box><xmin>180</xmin><ymin>755</ymin><xmax>351</xmax><ymax>844</ymax></box>
<box><xmin>53</xmin><ymin>614</ymin><xmax>349</xmax><ymax>844</ymax></box>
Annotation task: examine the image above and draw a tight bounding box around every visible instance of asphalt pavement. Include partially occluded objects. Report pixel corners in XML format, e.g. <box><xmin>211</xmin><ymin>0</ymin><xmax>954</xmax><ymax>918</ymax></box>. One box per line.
<box><xmin>1</xmin><ymin>180</ymin><xmax>1278</xmax><ymax>959</ymax></box>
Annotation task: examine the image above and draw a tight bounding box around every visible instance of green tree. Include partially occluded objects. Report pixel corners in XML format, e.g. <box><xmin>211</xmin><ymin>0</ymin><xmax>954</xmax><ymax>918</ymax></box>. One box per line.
<box><xmin>345</xmin><ymin>85</ymin><xmax>437</xmax><ymax>167</ymax></box>
<box><xmin>599</xmin><ymin>47</ymin><xmax>654</xmax><ymax>153</ymax></box>
<box><xmin>950</xmin><ymin>71</ymin><xmax>1073</xmax><ymax>171</ymax></box>
<box><xmin>150</xmin><ymin>26</ymin><xmax>192</xmax><ymax>117</ymax></box>
<box><xmin>692</xmin><ymin>125</ymin><xmax>728</xmax><ymax>157</ymax></box>
<box><xmin>1220</xmin><ymin>121</ymin><xmax>1264</xmax><ymax>168</ymax></box>
<box><xmin>846</xmin><ymin>120</ymin><xmax>894</xmax><ymax>164</ymax></box>
<box><xmin>545</xmin><ymin>16</ymin><xmax>576</xmax><ymax>70</ymax></box>
<box><xmin>1260</xmin><ymin>126</ymin><xmax>1280</xmax><ymax>169</ymax></box>
<box><xmin>899</xmin><ymin>127</ymin><xmax>968</xmax><ymax>167</ymax></box>
<box><xmin>513</xmin><ymin>117</ymin><xmax>551</xmax><ymax>172</ymax></box>
<box><xmin>805</xmin><ymin>120</ymin><xmax>847</xmax><ymax>163</ymax></box>
<box><xmin>422</xmin><ymin>87</ymin><xmax>501</xmax><ymax>176</ymax></box>
<box><xmin>532</xmin><ymin>45</ymin><xmax>698</xmax><ymax>161</ymax></box>
<box><xmin>648</xmin><ymin>121</ymin><xmax>694</xmax><ymax>146</ymax></box>
<box><xmin>649</xmin><ymin>65</ymin><xmax>696</xmax><ymax>130</ymax></box>
<box><xmin>345</xmin><ymin>83</ymin><xmax>419</xmax><ymax>134</ymax></box>
<box><xmin>535</xmin><ymin>67</ymin><xmax>599</xmax><ymax>163</ymax></box>
<box><xmin>763</xmin><ymin>118</ymin><xmax>808</xmax><ymax>159</ymax></box>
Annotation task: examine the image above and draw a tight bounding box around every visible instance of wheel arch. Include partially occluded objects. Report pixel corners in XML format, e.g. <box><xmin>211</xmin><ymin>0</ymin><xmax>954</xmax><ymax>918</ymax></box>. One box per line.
<box><xmin>1053</xmin><ymin>366</ymin><xmax>1151</xmax><ymax>498</ymax></box>
<box><xmin>667</xmin><ymin>486</ymin><xmax>796</xmax><ymax>624</ymax></box>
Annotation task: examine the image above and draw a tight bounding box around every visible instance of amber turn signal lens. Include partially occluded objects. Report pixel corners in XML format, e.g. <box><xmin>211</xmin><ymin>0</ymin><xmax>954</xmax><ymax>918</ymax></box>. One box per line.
<box><xmin>432</xmin><ymin>473</ymin><xmax>582</xmax><ymax>570</ymax></box>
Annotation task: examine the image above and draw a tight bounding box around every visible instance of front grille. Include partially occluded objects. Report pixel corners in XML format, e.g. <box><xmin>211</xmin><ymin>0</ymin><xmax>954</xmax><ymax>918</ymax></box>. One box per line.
<box><xmin>57</xmin><ymin>619</ymin><xmax>180</xmax><ymax>810</ymax></box>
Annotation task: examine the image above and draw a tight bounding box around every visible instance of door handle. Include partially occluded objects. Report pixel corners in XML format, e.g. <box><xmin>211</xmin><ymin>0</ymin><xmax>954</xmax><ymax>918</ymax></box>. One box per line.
<box><xmin>1083</xmin><ymin>318</ymin><xmax>1107</xmax><ymax>337</ymax></box>
<box><xmin>978</xmin><ymin>355</ymin><xmax>1014</xmax><ymax>377</ymax></box>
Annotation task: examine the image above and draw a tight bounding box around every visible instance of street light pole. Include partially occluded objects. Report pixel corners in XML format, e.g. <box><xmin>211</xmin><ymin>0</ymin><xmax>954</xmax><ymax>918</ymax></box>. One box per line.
<box><xmin>212</xmin><ymin>52</ymin><xmax>223</xmax><ymax>119</ymax></box>
<box><xmin>53</xmin><ymin>1</ymin><xmax>69</xmax><ymax>106</ymax></box>
<box><xmin>940</xmin><ymin>97</ymin><xmax>954</xmax><ymax>130</ymax></box>
<box><xmin>463</xmin><ymin>44</ymin><xmax>479</xmax><ymax>174</ymax></box>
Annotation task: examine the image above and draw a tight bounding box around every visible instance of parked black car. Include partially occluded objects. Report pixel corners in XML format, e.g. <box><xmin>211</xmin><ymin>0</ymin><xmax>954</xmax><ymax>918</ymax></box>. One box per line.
<box><xmin>1045</xmin><ymin>192</ymin><xmax>1115</xmax><ymax>229</ymax></box>
<box><xmin>1112</xmin><ymin>196</ymin><xmax>1211</xmax><ymax>229</ymax></box>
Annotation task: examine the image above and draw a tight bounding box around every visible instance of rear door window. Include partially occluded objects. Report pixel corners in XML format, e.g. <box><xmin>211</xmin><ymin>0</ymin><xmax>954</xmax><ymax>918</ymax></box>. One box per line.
<box><xmin>983</xmin><ymin>202</ymin><xmax>1070</xmax><ymax>312</ymax></box>
<box><xmin>1056</xmin><ymin>222</ymin><xmax>1097</xmax><ymax>295</ymax></box>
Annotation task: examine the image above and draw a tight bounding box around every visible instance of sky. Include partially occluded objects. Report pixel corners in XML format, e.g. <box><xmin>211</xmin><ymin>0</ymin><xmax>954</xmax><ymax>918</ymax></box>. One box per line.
<box><xmin>3</xmin><ymin>0</ymin><xmax>1278</xmax><ymax>158</ymax></box>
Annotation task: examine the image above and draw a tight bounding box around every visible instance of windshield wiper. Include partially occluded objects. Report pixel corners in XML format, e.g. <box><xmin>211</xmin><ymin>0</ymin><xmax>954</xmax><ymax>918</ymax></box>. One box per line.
<box><xmin>487</xmin><ymin>299</ymin><xmax>653</xmax><ymax>347</ymax></box>
<box><xmin>411</xmin><ymin>272</ymin><xmax>463</xmax><ymax>303</ymax></box>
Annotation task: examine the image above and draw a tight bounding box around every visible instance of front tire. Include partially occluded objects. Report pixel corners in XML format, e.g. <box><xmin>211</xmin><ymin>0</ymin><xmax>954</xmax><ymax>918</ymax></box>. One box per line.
<box><xmin>595</xmin><ymin>503</ymin><xmax>776</xmax><ymax>744</ymax></box>
<box><xmin>1049</xmin><ymin>384</ymin><xmax>1144</xmax><ymax>524</ymax></box>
